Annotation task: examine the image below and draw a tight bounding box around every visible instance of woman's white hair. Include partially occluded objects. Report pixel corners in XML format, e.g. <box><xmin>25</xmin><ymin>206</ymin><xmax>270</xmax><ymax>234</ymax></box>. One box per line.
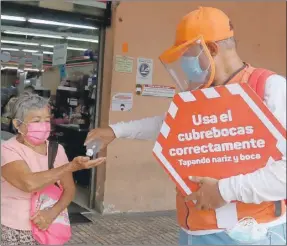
<box><xmin>11</xmin><ymin>92</ymin><xmax>50</xmax><ymax>121</ymax></box>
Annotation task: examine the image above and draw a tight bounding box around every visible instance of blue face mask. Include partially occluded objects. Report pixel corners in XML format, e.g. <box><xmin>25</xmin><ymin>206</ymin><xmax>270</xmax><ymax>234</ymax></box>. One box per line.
<box><xmin>226</xmin><ymin>218</ymin><xmax>268</xmax><ymax>244</ymax></box>
<box><xmin>180</xmin><ymin>56</ymin><xmax>209</xmax><ymax>83</ymax></box>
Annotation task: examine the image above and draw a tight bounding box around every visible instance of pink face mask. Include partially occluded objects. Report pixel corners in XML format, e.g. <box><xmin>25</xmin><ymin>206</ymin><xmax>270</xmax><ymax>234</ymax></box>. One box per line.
<box><xmin>25</xmin><ymin>122</ymin><xmax>51</xmax><ymax>145</ymax></box>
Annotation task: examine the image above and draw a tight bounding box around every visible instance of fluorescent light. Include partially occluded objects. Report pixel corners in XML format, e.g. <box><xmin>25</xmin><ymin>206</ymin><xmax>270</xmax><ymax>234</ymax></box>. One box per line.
<box><xmin>4</xmin><ymin>30</ymin><xmax>64</xmax><ymax>39</ymax></box>
<box><xmin>41</xmin><ymin>44</ymin><xmax>54</xmax><ymax>48</ymax></box>
<box><xmin>67</xmin><ymin>47</ymin><xmax>87</xmax><ymax>51</ymax></box>
<box><xmin>43</xmin><ymin>51</ymin><xmax>53</xmax><ymax>55</ymax></box>
<box><xmin>67</xmin><ymin>36</ymin><xmax>98</xmax><ymax>43</ymax></box>
<box><xmin>1</xmin><ymin>47</ymin><xmax>19</xmax><ymax>51</ymax></box>
<box><xmin>1</xmin><ymin>40</ymin><xmax>39</xmax><ymax>46</ymax></box>
<box><xmin>1</xmin><ymin>67</ymin><xmax>43</xmax><ymax>72</ymax></box>
<box><xmin>24</xmin><ymin>68</ymin><xmax>40</xmax><ymax>72</ymax></box>
<box><xmin>1</xmin><ymin>15</ymin><xmax>26</xmax><ymax>22</ymax></box>
<box><xmin>22</xmin><ymin>49</ymin><xmax>39</xmax><ymax>53</ymax></box>
<box><xmin>42</xmin><ymin>44</ymin><xmax>88</xmax><ymax>51</ymax></box>
<box><xmin>1</xmin><ymin>66</ymin><xmax>18</xmax><ymax>70</ymax></box>
<box><xmin>44</xmin><ymin>45</ymin><xmax>87</xmax><ymax>51</ymax></box>
<box><xmin>28</xmin><ymin>18</ymin><xmax>97</xmax><ymax>30</ymax></box>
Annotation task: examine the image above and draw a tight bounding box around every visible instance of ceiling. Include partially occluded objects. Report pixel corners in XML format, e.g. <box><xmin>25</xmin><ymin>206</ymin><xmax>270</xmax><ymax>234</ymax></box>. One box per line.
<box><xmin>1</xmin><ymin>2</ymin><xmax>102</xmax><ymax>60</ymax></box>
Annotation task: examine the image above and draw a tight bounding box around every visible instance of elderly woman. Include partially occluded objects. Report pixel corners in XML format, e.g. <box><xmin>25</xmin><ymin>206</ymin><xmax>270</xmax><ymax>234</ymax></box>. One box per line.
<box><xmin>1</xmin><ymin>93</ymin><xmax>105</xmax><ymax>245</ymax></box>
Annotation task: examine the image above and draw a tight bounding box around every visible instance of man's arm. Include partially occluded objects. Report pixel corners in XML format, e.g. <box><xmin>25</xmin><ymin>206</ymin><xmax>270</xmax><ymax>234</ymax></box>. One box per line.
<box><xmin>85</xmin><ymin>114</ymin><xmax>166</xmax><ymax>147</ymax></box>
<box><xmin>110</xmin><ymin>115</ymin><xmax>165</xmax><ymax>140</ymax></box>
<box><xmin>219</xmin><ymin>74</ymin><xmax>286</xmax><ymax>204</ymax></box>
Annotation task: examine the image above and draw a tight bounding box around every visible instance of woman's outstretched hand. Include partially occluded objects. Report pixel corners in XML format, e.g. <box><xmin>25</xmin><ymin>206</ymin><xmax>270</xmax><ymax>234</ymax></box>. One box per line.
<box><xmin>70</xmin><ymin>156</ymin><xmax>106</xmax><ymax>172</ymax></box>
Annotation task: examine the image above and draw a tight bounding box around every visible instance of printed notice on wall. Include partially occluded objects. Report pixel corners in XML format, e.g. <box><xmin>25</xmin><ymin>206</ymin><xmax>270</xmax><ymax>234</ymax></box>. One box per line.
<box><xmin>153</xmin><ymin>84</ymin><xmax>286</xmax><ymax>196</ymax></box>
<box><xmin>136</xmin><ymin>84</ymin><xmax>176</xmax><ymax>98</ymax></box>
<box><xmin>136</xmin><ymin>57</ymin><xmax>153</xmax><ymax>85</ymax></box>
<box><xmin>111</xmin><ymin>93</ymin><xmax>133</xmax><ymax>112</ymax></box>
<box><xmin>114</xmin><ymin>55</ymin><xmax>133</xmax><ymax>73</ymax></box>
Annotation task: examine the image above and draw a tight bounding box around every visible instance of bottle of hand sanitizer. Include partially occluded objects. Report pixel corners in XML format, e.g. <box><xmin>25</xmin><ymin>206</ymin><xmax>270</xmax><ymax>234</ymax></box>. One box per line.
<box><xmin>86</xmin><ymin>140</ymin><xmax>101</xmax><ymax>159</ymax></box>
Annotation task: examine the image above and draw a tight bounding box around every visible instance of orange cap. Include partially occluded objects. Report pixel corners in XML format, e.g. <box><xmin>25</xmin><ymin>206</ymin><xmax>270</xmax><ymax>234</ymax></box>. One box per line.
<box><xmin>160</xmin><ymin>7</ymin><xmax>234</xmax><ymax>63</ymax></box>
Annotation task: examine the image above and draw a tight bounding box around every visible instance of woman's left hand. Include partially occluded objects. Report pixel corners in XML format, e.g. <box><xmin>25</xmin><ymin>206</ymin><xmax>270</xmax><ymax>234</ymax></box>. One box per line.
<box><xmin>31</xmin><ymin>208</ymin><xmax>57</xmax><ymax>231</ymax></box>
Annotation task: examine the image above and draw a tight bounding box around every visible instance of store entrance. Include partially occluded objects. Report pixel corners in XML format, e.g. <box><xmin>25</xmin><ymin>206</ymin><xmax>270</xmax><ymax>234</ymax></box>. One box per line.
<box><xmin>1</xmin><ymin>1</ymin><xmax>111</xmax><ymax>215</ymax></box>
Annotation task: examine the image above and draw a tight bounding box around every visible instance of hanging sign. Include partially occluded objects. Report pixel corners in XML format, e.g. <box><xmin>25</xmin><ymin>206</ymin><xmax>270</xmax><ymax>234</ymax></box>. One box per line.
<box><xmin>153</xmin><ymin>83</ymin><xmax>286</xmax><ymax>196</ymax></box>
<box><xmin>52</xmin><ymin>44</ymin><xmax>68</xmax><ymax>66</ymax></box>
<box><xmin>0</xmin><ymin>52</ymin><xmax>11</xmax><ymax>63</ymax></box>
<box><xmin>32</xmin><ymin>53</ymin><xmax>43</xmax><ymax>70</ymax></box>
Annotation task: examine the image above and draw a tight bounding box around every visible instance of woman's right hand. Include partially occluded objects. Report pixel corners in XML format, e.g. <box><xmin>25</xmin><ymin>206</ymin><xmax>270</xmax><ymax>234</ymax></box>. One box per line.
<box><xmin>70</xmin><ymin>156</ymin><xmax>106</xmax><ymax>172</ymax></box>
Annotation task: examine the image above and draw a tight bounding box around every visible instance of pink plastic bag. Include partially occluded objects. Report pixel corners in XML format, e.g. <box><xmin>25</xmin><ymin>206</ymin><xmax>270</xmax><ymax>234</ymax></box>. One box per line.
<box><xmin>31</xmin><ymin>184</ymin><xmax>71</xmax><ymax>245</ymax></box>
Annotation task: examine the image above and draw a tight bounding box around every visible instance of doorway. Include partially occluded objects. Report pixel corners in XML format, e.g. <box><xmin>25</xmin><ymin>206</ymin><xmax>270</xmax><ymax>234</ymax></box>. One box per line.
<box><xmin>1</xmin><ymin>1</ymin><xmax>111</xmax><ymax>213</ymax></box>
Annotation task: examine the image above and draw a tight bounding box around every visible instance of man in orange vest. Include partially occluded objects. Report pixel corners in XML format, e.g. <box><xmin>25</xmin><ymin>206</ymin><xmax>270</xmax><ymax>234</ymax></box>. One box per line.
<box><xmin>85</xmin><ymin>7</ymin><xmax>286</xmax><ymax>245</ymax></box>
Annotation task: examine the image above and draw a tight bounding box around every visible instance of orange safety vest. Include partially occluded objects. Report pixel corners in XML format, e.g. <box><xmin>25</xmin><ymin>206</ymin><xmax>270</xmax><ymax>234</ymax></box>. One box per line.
<box><xmin>176</xmin><ymin>65</ymin><xmax>286</xmax><ymax>231</ymax></box>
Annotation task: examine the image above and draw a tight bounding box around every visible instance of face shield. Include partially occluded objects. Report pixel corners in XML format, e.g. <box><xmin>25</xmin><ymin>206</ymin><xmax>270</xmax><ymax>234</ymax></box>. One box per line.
<box><xmin>160</xmin><ymin>36</ymin><xmax>215</xmax><ymax>92</ymax></box>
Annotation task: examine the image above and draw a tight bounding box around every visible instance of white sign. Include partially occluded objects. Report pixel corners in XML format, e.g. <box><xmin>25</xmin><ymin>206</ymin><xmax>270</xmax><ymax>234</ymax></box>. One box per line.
<box><xmin>115</xmin><ymin>55</ymin><xmax>134</xmax><ymax>73</ymax></box>
<box><xmin>69</xmin><ymin>98</ymin><xmax>78</xmax><ymax>106</ymax></box>
<box><xmin>32</xmin><ymin>53</ymin><xmax>43</xmax><ymax>70</ymax></box>
<box><xmin>111</xmin><ymin>93</ymin><xmax>133</xmax><ymax>112</ymax></box>
<box><xmin>52</xmin><ymin>44</ymin><xmax>68</xmax><ymax>66</ymax></box>
<box><xmin>136</xmin><ymin>57</ymin><xmax>153</xmax><ymax>85</ymax></box>
<box><xmin>0</xmin><ymin>52</ymin><xmax>11</xmax><ymax>63</ymax></box>
<box><xmin>136</xmin><ymin>84</ymin><xmax>176</xmax><ymax>98</ymax></box>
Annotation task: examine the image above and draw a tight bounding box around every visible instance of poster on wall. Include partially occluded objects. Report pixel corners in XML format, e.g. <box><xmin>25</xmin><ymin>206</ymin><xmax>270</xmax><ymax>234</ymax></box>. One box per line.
<box><xmin>136</xmin><ymin>84</ymin><xmax>176</xmax><ymax>98</ymax></box>
<box><xmin>114</xmin><ymin>55</ymin><xmax>134</xmax><ymax>73</ymax></box>
<box><xmin>52</xmin><ymin>44</ymin><xmax>67</xmax><ymax>66</ymax></box>
<box><xmin>136</xmin><ymin>57</ymin><xmax>153</xmax><ymax>85</ymax></box>
<box><xmin>111</xmin><ymin>93</ymin><xmax>133</xmax><ymax>112</ymax></box>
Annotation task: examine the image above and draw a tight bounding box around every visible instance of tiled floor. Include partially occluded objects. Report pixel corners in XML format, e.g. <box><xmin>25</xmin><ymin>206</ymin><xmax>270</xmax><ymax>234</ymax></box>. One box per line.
<box><xmin>69</xmin><ymin>210</ymin><xmax>178</xmax><ymax>245</ymax></box>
